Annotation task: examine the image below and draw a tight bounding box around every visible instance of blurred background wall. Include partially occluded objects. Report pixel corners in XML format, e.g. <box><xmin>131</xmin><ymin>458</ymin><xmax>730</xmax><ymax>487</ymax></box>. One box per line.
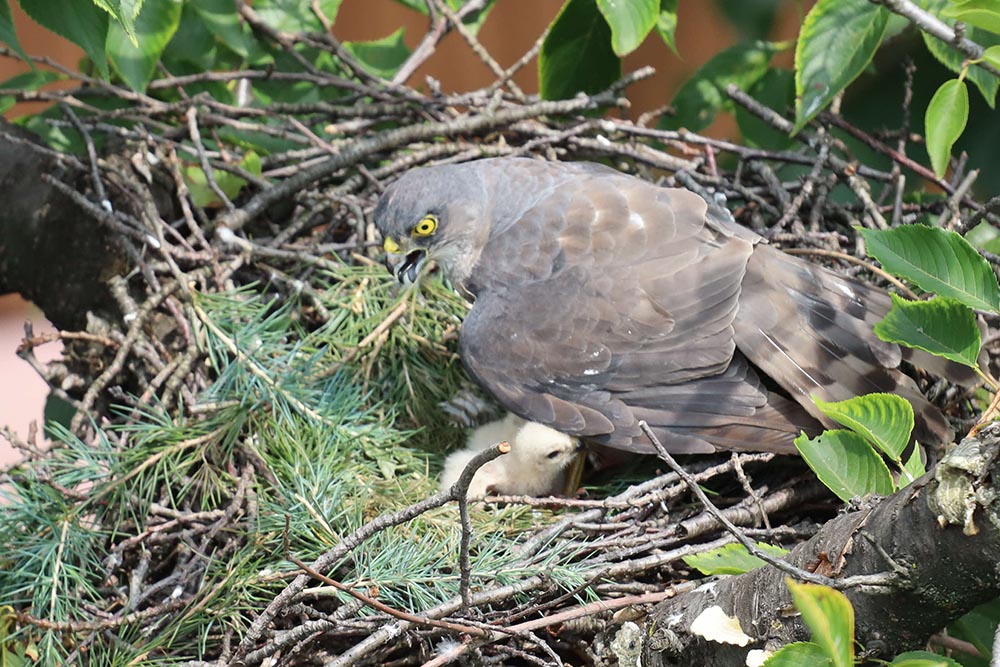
<box><xmin>0</xmin><ymin>0</ymin><xmax>805</xmax><ymax>463</ymax></box>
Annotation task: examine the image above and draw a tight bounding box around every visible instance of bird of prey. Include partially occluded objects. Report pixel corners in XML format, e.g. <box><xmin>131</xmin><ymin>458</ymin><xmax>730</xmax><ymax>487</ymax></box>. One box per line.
<box><xmin>440</xmin><ymin>413</ymin><xmax>582</xmax><ymax>496</ymax></box>
<box><xmin>374</xmin><ymin>157</ymin><xmax>974</xmax><ymax>454</ymax></box>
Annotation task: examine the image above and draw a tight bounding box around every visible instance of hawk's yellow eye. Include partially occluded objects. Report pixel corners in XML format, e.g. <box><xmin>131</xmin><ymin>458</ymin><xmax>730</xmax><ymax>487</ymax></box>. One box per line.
<box><xmin>383</xmin><ymin>237</ymin><xmax>400</xmax><ymax>254</ymax></box>
<box><xmin>413</xmin><ymin>214</ymin><xmax>438</xmax><ymax>237</ymax></box>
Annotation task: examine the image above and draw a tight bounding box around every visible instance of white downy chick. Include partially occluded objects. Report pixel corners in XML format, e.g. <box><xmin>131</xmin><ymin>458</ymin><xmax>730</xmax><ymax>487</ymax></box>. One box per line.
<box><xmin>440</xmin><ymin>414</ymin><xmax>581</xmax><ymax>497</ymax></box>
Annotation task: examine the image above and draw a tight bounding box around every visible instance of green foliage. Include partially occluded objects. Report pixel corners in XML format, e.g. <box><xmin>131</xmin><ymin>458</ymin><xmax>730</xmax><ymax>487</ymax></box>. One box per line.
<box><xmin>655</xmin><ymin>0</ymin><xmax>678</xmax><ymax>54</ymax></box>
<box><xmin>344</xmin><ymin>28</ymin><xmax>412</xmax><ymax>81</ymax></box>
<box><xmin>793</xmin><ymin>0</ymin><xmax>889</xmax><ymax>132</ymax></box>
<box><xmin>941</xmin><ymin>0</ymin><xmax>1000</xmax><ymax>34</ymax></box>
<box><xmin>946</xmin><ymin>598</ymin><xmax>1000</xmax><ymax>666</ymax></box>
<box><xmin>917</xmin><ymin>0</ymin><xmax>999</xmax><ymax>107</ymax></box>
<box><xmin>889</xmin><ymin>651</ymin><xmax>964</xmax><ymax>667</ymax></box>
<box><xmin>0</xmin><ymin>69</ymin><xmax>60</xmax><ymax>114</ymax></box>
<box><xmin>860</xmin><ymin>226</ymin><xmax>1000</xmax><ymax>312</ymax></box>
<box><xmin>107</xmin><ymin>0</ymin><xmax>182</xmax><ymax>92</ymax></box>
<box><xmin>786</xmin><ymin>580</ymin><xmax>855</xmax><ymax>667</ymax></box>
<box><xmin>764</xmin><ymin>641</ymin><xmax>831</xmax><ymax>667</ymax></box>
<box><xmin>595</xmin><ymin>0</ymin><xmax>658</xmax><ymax>56</ymax></box>
<box><xmin>539</xmin><ymin>0</ymin><xmax>620</xmax><ymax>100</ymax></box>
<box><xmin>682</xmin><ymin>542</ymin><xmax>788</xmax><ymax>575</ymax></box>
<box><xmin>794</xmin><ymin>429</ymin><xmax>895</xmax><ymax>502</ymax></box>
<box><xmin>18</xmin><ymin>0</ymin><xmax>111</xmax><ymax>78</ymax></box>
<box><xmin>813</xmin><ymin>394</ymin><xmax>913</xmax><ymax>461</ymax></box>
<box><xmin>660</xmin><ymin>40</ymin><xmax>788</xmax><ymax>132</ymax></box>
<box><xmin>875</xmin><ymin>295</ymin><xmax>982</xmax><ymax>368</ymax></box>
<box><xmin>0</xmin><ymin>0</ymin><xmax>29</xmax><ymax>63</ymax></box>
<box><xmin>925</xmin><ymin>78</ymin><xmax>970</xmax><ymax>178</ymax></box>
<box><xmin>182</xmin><ymin>151</ymin><xmax>262</xmax><ymax>208</ymax></box>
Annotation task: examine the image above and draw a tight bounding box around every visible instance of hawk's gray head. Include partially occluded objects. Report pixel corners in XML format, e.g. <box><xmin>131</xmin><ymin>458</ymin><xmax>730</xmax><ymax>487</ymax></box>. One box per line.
<box><xmin>372</xmin><ymin>163</ymin><xmax>489</xmax><ymax>286</ymax></box>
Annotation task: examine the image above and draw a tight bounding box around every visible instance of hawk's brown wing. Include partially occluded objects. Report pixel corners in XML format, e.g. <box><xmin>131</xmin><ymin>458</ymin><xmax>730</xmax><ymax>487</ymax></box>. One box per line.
<box><xmin>459</xmin><ymin>174</ymin><xmax>817</xmax><ymax>453</ymax></box>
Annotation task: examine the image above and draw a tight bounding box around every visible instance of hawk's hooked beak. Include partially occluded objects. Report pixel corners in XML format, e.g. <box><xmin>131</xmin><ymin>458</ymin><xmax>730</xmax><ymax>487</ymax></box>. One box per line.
<box><xmin>385</xmin><ymin>248</ymin><xmax>427</xmax><ymax>285</ymax></box>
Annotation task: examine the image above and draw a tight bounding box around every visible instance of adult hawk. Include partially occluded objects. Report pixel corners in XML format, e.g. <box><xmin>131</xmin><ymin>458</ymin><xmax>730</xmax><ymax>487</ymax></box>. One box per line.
<box><xmin>373</xmin><ymin>157</ymin><xmax>972</xmax><ymax>454</ymax></box>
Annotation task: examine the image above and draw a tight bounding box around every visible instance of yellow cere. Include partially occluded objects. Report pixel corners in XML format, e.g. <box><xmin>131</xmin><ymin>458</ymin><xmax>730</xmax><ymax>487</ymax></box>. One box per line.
<box><xmin>413</xmin><ymin>214</ymin><xmax>438</xmax><ymax>237</ymax></box>
<box><xmin>383</xmin><ymin>237</ymin><xmax>401</xmax><ymax>254</ymax></box>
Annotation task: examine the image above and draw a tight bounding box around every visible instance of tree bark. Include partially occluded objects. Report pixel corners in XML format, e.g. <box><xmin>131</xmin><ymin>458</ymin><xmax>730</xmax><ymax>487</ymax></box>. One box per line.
<box><xmin>645</xmin><ymin>424</ymin><xmax>1000</xmax><ymax>666</ymax></box>
<box><xmin>0</xmin><ymin>119</ymin><xmax>129</xmax><ymax>330</ymax></box>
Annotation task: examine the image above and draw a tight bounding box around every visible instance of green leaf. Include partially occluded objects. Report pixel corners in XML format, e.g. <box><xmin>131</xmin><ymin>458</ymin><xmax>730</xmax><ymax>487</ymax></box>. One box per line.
<box><xmin>683</xmin><ymin>542</ymin><xmax>789</xmax><ymax>575</ymax></box>
<box><xmin>947</xmin><ymin>598</ymin><xmax>1000</xmax><ymax>664</ymax></box>
<box><xmin>18</xmin><ymin>0</ymin><xmax>111</xmax><ymax>79</ymax></box>
<box><xmin>787</xmin><ymin>581</ymin><xmax>855</xmax><ymax>667</ymax></box>
<box><xmin>0</xmin><ymin>70</ymin><xmax>61</xmax><ymax>115</ymax></box>
<box><xmin>942</xmin><ymin>0</ymin><xmax>1000</xmax><ymax>34</ymax></box>
<box><xmin>860</xmin><ymin>225</ymin><xmax>1000</xmax><ymax>311</ymax></box>
<box><xmin>183</xmin><ymin>151</ymin><xmax>262</xmax><ymax>208</ymax></box>
<box><xmin>655</xmin><ymin>0</ymin><xmax>678</xmax><ymax>54</ymax></box>
<box><xmin>794</xmin><ymin>0</ymin><xmax>889</xmax><ymax>132</ymax></box>
<box><xmin>901</xmin><ymin>447</ymin><xmax>927</xmax><ymax>484</ymax></box>
<box><xmin>925</xmin><ymin>79</ymin><xmax>969</xmax><ymax>177</ymax></box>
<box><xmin>540</xmin><ymin>0</ymin><xmax>620</xmax><ymax>100</ymax></box>
<box><xmin>253</xmin><ymin>0</ymin><xmax>343</xmax><ymax>33</ymax></box>
<box><xmin>661</xmin><ymin>40</ymin><xmax>788</xmax><ymax>132</ymax></box>
<box><xmin>915</xmin><ymin>0</ymin><xmax>1000</xmax><ymax>107</ymax></box>
<box><xmin>344</xmin><ymin>28</ymin><xmax>411</xmax><ymax>80</ymax></box>
<box><xmin>762</xmin><ymin>642</ymin><xmax>831</xmax><ymax>667</ymax></box>
<box><xmin>107</xmin><ymin>0</ymin><xmax>182</xmax><ymax>92</ymax></box>
<box><xmin>716</xmin><ymin>0</ymin><xmax>781</xmax><ymax>41</ymax></box>
<box><xmin>875</xmin><ymin>295</ymin><xmax>982</xmax><ymax>368</ymax></box>
<box><xmin>794</xmin><ymin>430</ymin><xmax>895</xmax><ymax>501</ymax></box>
<box><xmin>91</xmin><ymin>0</ymin><xmax>140</xmax><ymax>44</ymax></box>
<box><xmin>983</xmin><ymin>44</ymin><xmax>1000</xmax><ymax>70</ymax></box>
<box><xmin>0</xmin><ymin>0</ymin><xmax>30</xmax><ymax>63</ymax></box>
<box><xmin>190</xmin><ymin>0</ymin><xmax>253</xmax><ymax>58</ymax></box>
<box><xmin>813</xmin><ymin>393</ymin><xmax>913</xmax><ymax>460</ymax></box>
<box><xmin>735</xmin><ymin>68</ymin><xmax>795</xmax><ymax>149</ymax></box>
<box><xmin>595</xmin><ymin>0</ymin><xmax>657</xmax><ymax>56</ymax></box>
<box><xmin>889</xmin><ymin>650</ymin><xmax>964</xmax><ymax>667</ymax></box>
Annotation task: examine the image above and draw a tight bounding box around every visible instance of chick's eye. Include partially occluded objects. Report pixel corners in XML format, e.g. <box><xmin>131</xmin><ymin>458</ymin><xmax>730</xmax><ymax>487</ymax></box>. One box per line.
<box><xmin>413</xmin><ymin>214</ymin><xmax>438</xmax><ymax>237</ymax></box>
<box><xmin>546</xmin><ymin>450</ymin><xmax>561</xmax><ymax>460</ymax></box>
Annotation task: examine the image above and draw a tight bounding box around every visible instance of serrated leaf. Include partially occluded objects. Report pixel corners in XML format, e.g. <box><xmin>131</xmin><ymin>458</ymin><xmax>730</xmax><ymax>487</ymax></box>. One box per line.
<box><xmin>813</xmin><ymin>394</ymin><xmax>913</xmax><ymax>460</ymax></box>
<box><xmin>0</xmin><ymin>0</ymin><xmax>30</xmax><ymax>64</ymax></box>
<box><xmin>762</xmin><ymin>642</ymin><xmax>831</xmax><ymax>667</ymax></box>
<box><xmin>889</xmin><ymin>650</ymin><xmax>964</xmax><ymax>667</ymax></box>
<box><xmin>925</xmin><ymin>79</ymin><xmax>969</xmax><ymax>177</ymax></box>
<box><xmin>344</xmin><ymin>28</ymin><xmax>411</xmax><ymax>80</ymax></box>
<box><xmin>915</xmin><ymin>0</ymin><xmax>1000</xmax><ymax>107</ymax></box>
<box><xmin>860</xmin><ymin>225</ymin><xmax>1000</xmax><ymax>311</ymax></box>
<box><xmin>19</xmin><ymin>0</ymin><xmax>110</xmax><ymax>79</ymax></box>
<box><xmin>540</xmin><ymin>0</ymin><xmax>620</xmax><ymax>100</ymax></box>
<box><xmin>655</xmin><ymin>0</ymin><xmax>678</xmax><ymax>54</ymax></box>
<box><xmin>595</xmin><ymin>0</ymin><xmax>657</xmax><ymax>56</ymax></box>
<box><xmin>942</xmin><ymin>0</ymin><xmax>1000</xmax><ymax>34</ymax></box>
<box><xmin>794</xmin><ymin>430</ymin><xmax>894</xmax><ymax>501</ymax></box>
<box><xmin>108</xmin><ymin>0</ymin><xmax>182</xmax><ymax>92</ymax></box>
<box><xmin>787</xmin><ymin>581</ymin><xmax>855</xmax><ymax>667</ymax></box>
<box><xmin>794</xmin><ymin>0</ymin><xmax>889</xmax><ymax>132</ymax></box>
<box><xmin>661</xmin><ymin>40</ymin><xmax>787</xmax><ymax>132</ymax></box>
<box><xmin>683</xmin><ymin>542</ymin><xmax>789</xmax><ymax>575</ymax></box>
<box><xmin>875</xmin><ymin>295</ymin><xmax>981</xmax><ymax>368</ymax></box>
